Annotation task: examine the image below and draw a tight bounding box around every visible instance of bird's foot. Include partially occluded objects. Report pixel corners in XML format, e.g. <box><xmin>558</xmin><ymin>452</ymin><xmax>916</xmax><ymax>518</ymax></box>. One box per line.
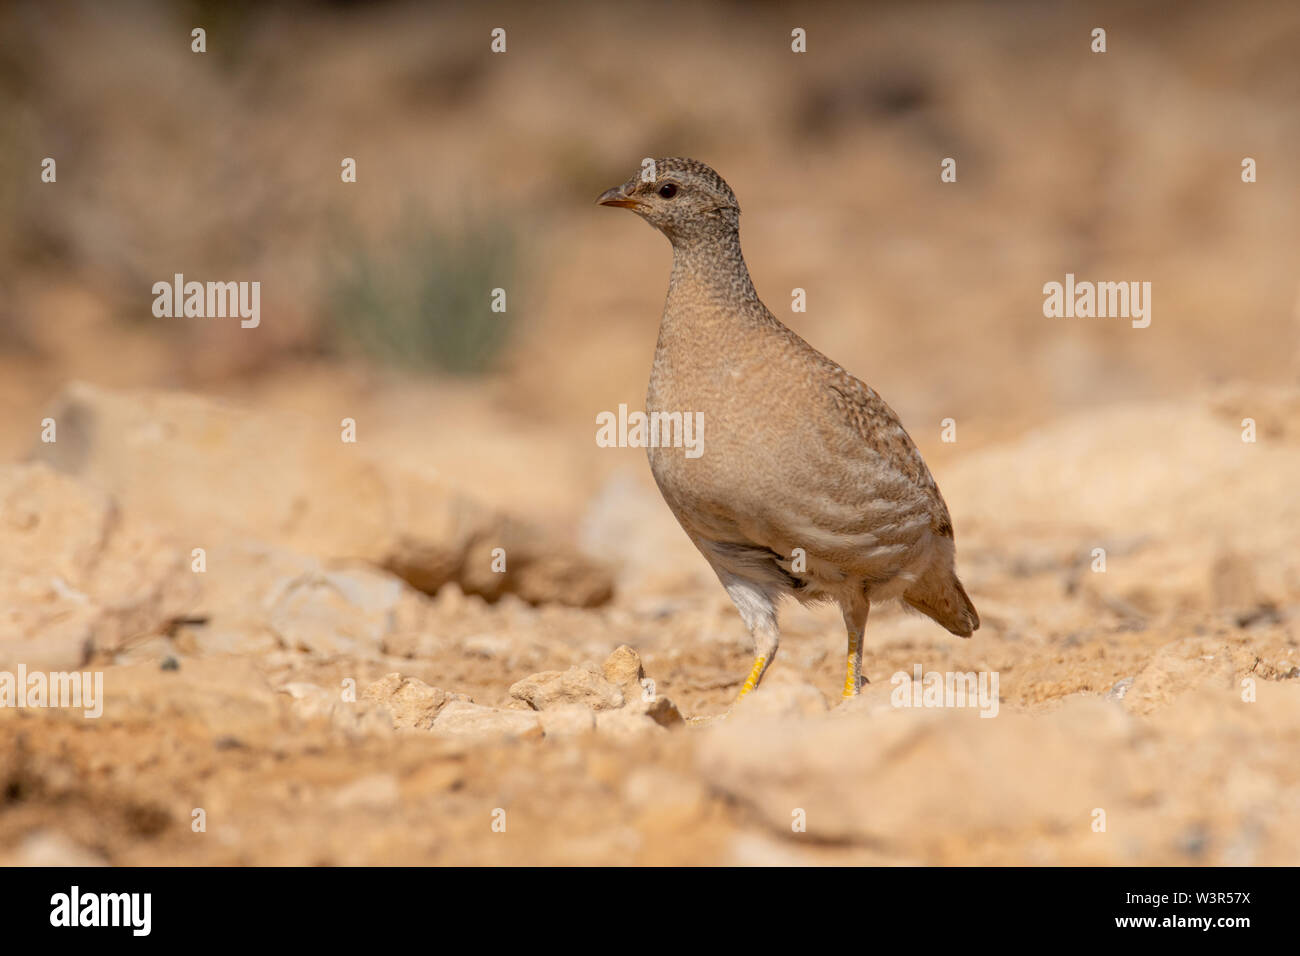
<box><xmin>735</xmin><ymin>655</ymin><xmax>768</xmax><ymax>700</ymax></box>
<box><xmin>842</xmin><ymin>659</ymin><xmax>866</xmax><ymax>699</ymax></box>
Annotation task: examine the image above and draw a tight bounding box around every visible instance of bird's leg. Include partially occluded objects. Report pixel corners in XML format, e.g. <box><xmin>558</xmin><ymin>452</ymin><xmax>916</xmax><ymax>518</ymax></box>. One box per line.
<box><xmin>737</xmin><ymin>619</ymin><xmax>779</xmax><ymax>699</ymax></box>
<box><xmin>720</xmin><ymin>578</ymin><xmax>780</xmax><ymax>702</ymax></box>
<box><xmin>842</xmin><ymin>599</ymin><xmax>869</xmax><ymax>698</ymax></box>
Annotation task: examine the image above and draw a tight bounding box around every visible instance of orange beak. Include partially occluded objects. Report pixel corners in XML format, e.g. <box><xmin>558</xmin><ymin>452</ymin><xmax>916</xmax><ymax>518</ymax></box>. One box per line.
<box><xmin>597</xmin><ymin>185</ymin><xmax>641</xmax><ymax>209</ymax></box>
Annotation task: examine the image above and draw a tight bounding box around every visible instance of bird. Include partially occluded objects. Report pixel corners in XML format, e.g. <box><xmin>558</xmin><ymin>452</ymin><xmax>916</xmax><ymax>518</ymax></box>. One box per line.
<box><xmin>597</xmin><ymin>157</ymin><xmax>978</xmax><ymax>702</ymax></box>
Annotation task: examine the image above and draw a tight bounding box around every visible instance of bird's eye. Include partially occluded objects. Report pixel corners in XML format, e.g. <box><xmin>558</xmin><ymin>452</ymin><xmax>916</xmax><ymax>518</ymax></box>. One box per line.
<box><xmin>657</xmin><ymin>183</ymin><xmax>678</xmax><ymax>199</ymax></box>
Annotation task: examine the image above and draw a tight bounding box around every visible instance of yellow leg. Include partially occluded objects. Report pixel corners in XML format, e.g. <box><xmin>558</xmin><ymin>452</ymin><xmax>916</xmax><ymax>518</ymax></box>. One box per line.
<box><xmin>737</xmin><ymin>655</ymin><xmax>768</xmax><ymax>698</ymax></box>
<box><xmin>842</xmin><ymin>625</ymin><xmax>864</xmax><ymax>699</ymax></box>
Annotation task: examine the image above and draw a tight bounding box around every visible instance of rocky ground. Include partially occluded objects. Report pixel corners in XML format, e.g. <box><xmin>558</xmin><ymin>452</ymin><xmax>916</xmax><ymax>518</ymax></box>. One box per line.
<box><xmin>2</xmin><ymin>380</ymin><xmax>1297</xmax><ymax>865</ymax></box>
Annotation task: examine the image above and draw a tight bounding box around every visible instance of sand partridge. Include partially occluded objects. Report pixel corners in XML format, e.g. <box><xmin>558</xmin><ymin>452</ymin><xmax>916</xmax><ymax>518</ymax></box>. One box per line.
<box><xmin>598</xmin><ymin>157</ymin><xmax>978</xmax><ymax>700</ymax></box>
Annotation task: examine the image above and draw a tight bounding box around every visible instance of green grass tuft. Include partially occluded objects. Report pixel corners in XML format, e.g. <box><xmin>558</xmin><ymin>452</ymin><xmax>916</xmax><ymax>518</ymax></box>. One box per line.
<box><xmin>326</xmin><ymin>214</ymin><xmax>517</xmax><ymax>376</ymax></box>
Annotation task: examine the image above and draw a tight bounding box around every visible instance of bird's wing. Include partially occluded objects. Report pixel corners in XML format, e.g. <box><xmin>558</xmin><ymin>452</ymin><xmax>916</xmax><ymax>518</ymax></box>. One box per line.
<box><xmin>782</xmin><ymin>325</ymin><xmax>956</xmax><ymax>540</ymax></box>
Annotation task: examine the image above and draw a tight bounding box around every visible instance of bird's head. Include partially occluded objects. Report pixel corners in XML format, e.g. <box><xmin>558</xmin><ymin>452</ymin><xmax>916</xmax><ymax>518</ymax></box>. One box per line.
<box><xmin>597</xmin><ymin>157</ymin><xmax>739</xmax><ymax>244</ymax></box>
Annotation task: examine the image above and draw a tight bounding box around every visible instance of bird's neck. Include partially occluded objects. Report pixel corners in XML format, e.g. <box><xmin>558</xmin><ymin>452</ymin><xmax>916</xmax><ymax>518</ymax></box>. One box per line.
<box><xmin>667</xmin><ymin>229</ymin><xmax>758</xmax><ymax>306</ymax></box>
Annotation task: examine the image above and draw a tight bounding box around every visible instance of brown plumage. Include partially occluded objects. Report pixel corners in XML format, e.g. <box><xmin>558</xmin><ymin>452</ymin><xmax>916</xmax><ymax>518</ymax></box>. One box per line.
<box><xmin>598</xmin><ymin>157</ymin><xmax>977</xmax><ymax>700</ymax></box>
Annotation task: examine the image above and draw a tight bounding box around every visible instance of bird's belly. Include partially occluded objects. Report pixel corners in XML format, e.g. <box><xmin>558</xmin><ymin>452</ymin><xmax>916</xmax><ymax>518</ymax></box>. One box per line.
<box><xmin>646</xmin><ymin>416</ymin><xmax>936</xmax><ymax>584</ymax></box>
<box><xmin>646</xmin><ymin>434</ymin><xmax>758</xmax><ymax>543</ymax></box>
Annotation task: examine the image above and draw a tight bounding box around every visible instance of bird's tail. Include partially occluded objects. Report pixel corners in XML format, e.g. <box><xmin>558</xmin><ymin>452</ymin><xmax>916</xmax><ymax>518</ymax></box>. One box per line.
<box><xmin>903</xmin><ymin>573</ymin><xmax>979</xmax><ymax>638</ymax></box>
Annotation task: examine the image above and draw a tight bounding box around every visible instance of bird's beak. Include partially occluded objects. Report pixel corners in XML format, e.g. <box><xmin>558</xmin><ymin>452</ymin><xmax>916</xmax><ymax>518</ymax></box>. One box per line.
<box><xmin>597</xmin><ymin>185</ymin><xmax>640</xmax><ymax>209</ymax></box>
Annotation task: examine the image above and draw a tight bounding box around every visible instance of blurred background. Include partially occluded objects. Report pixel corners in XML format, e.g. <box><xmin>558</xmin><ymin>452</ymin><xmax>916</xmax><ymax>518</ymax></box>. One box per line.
<box><xmin>2</xmin><ymin>0</ymin><xmax>1299</xmax><ymax>866</ymax></box>
<box><xmin>2</xmin><ymin>0</ymin><xmax>1298</xmax><ymax>523</ymax></box>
